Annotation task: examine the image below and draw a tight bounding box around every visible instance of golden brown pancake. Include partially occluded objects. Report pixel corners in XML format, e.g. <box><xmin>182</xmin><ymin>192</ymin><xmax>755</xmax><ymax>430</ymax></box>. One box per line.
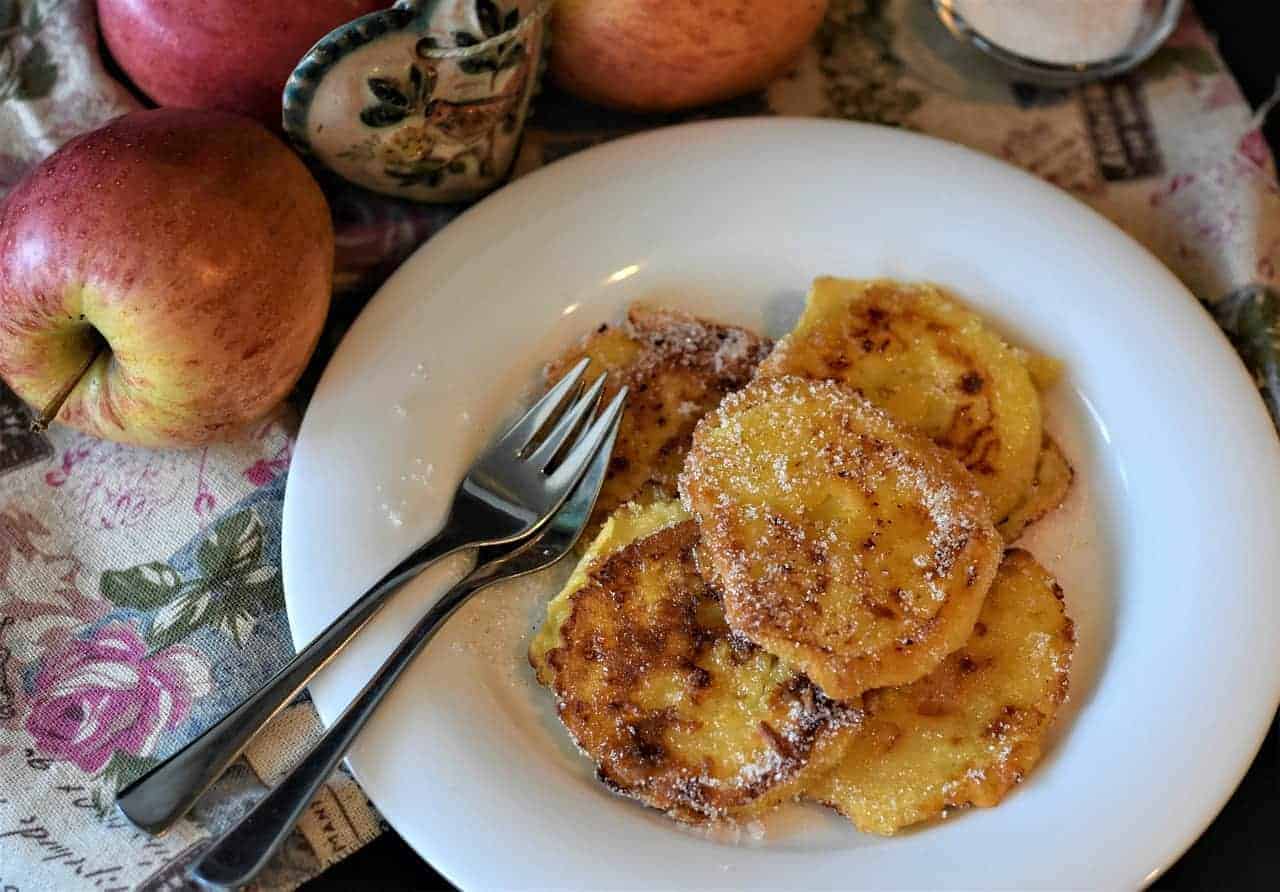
<box><xmin>997</xmin><ymin>436</ymin><xmax>1074</xmax><ymax>542</ymax></box>
<box><xmin>544</xmin><ymin>305</ymin><xmax>771</xmax><ymax>545</ymax></box>
<box><xmin>529</xmin><ymin>499</ymin><xmax>689</xmax><ymax>687</ymax></box>
<box><xmin>535</xmin><ymin>501</ymin><xmax>861</xmax><ymax>822</ymax></box>
<box><xmin>680</xmin><ymin>375</ymin><xmax>1001</xmax><ymax>701</ymax></box>
<box><xmin>810</xmin><ymin>549</ymin><xmax>1074</xmax><ymax>835</ymax></box>
<box><xmin>758</xmin><ymin>278</ymin><xmax>1043</xmax><ymax>521</ymax></box>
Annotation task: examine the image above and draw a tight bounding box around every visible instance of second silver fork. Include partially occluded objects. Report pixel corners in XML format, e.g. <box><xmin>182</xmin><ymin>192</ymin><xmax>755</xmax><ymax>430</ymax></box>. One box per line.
<box><xmin>118</xmin><ymin>358</ymin><xmax>622</xmax><ymax>834</ymax></box>
<box><xmin>188</xmin><ymin>390</ymin><xmax>625</xmax><ymax>889</ymax></box>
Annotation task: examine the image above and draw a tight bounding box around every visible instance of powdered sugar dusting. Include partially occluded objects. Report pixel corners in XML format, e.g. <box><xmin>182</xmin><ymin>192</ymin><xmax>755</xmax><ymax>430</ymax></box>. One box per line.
<box><xmin>539</xmin><ymin>304</ymin><xmax>773</xmax><ymax>542</ymax></box>
<box><xmin>679</xmin><ymin>375</ymin><xmax>1000</xmax><ymax>698</ymax></box>
<box><xmin>620</xmin><ymin>305</ymin><xmax>773</xmax><ymax>385</ymax></box>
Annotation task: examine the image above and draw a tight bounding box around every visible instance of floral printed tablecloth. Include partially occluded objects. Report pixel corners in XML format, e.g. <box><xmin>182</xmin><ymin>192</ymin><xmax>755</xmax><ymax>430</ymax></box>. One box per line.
<box><xmin>2</xmin><ymin>1</ymin><xmax>1278</xmax><ymax>890</ymax></box>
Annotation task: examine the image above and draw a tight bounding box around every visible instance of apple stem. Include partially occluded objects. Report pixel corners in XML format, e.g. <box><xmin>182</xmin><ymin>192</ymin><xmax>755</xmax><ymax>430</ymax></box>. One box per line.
<box><xmin>31</xmin><ymin>344</ymin><xmax>104</xmax><ymax>433</ymax></box>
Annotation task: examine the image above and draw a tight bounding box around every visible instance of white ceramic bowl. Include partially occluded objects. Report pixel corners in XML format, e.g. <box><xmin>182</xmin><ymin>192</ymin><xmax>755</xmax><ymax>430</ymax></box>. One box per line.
<box><xmin>283</xmin><ymin>119</ymin><xmax>1280</xmax><ymax>890</ymax></box>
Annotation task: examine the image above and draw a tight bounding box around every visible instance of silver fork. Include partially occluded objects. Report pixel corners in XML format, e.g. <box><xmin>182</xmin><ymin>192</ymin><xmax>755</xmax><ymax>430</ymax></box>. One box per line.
<box><xmin>117</xmin><ymin>358</ymin><xmax>616</xmax><ymax>835</ymax></box>
<box><xmin>188</xmin><ymin>395</ymin><xmax>625</xmax><ymax>889</ymax></box>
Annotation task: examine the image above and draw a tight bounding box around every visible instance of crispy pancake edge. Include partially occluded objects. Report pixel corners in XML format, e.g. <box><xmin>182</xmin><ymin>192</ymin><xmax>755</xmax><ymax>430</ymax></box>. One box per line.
<box><xmin>811</xmin><ymin>548</ymin><xmax>1075</xmax><ymax>835</ymax></box>
<box><xmin>997</xmin><ymin>436</ymin><xmax>1074</xmax><ymax>541</ymax></box>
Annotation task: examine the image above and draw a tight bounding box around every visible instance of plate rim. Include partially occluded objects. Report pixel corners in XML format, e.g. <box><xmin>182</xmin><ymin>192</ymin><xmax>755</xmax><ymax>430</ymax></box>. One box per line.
<box><xmin>283</xmin><ymin>116</ymin><xmax>1280</xmax><ymax>890</ymax></box>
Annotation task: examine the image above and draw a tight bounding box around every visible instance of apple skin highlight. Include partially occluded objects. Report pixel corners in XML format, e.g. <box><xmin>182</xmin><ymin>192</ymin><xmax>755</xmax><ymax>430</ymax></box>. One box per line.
<box><xmin>98</xmin><ymin>0</ymin><xmax>385</xmax><ymax>129</ymax></box>
<box><xmin>550</xmin><ymin>0</ymin><xmax>828</xmax><ymax>112</ymax></box>
<box><xmin>0</xmin><ymin>109</ymin><xmax>334</xmax><ymax>447</ymax></box>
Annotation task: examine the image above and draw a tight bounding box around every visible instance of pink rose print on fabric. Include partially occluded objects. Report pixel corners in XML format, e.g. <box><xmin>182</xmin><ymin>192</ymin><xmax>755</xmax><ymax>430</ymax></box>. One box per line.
<box><xmin>242</xmin><ymin>458</ymin><xmax>284</xmax><ymax>488</ymax></box>
<box><xmin>0</xmin><ymin>508</ymin><xmax>109</xmax><ymax>753</ymax></box>
<box><xmin>241</xmin><ymin>417</ymin><xmax>295</xmax><ymax>488</ymax></box>
<box><xmin>1</xmin><ymin>512</ymin><xmax>107</xmax><ymax>648</ymax></box>
<box><xmin>1147</xmin><ymin>141</ymin><xmax>1280</xmax><ymax>270</ymax></box>
<box><xmin>1238</xmin><ymin>128</ymin><xmax>1277</xmax><ymax>176</ymax></box>
<box><xmin>24</xmin><ymin>622</ymin><xmax>211</xmax><ymax>773</ymax></box>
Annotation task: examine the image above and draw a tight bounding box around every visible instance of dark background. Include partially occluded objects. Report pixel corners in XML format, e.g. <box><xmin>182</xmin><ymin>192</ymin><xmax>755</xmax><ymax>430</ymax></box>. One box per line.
<box><xmin>304</xmin><ymin>3</ymin><xmax>1280</xmax><ymax>889</ymax></box>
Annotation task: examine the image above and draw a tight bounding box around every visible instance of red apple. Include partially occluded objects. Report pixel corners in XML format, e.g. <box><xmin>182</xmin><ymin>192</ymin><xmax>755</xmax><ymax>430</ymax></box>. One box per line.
<box><xmin>0</xmin><ymin>108</ymin><xmax>334</xmax><ymax>446</ymax></box>
<box><xmin>550</xmin><ymin>0</ymin><xmax>828</xmax><ymax>112</ymax></box>
<box><xmin>98</xmin><ymin>0</ymin><xmax>384</xmax><ymax>128</ymax></box>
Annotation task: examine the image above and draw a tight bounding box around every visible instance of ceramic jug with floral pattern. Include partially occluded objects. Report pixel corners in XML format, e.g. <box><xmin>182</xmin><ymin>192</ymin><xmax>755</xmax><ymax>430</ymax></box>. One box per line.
<box><xmin>284</xmin><ymin>0</ymin><xmax>549</xmax><ymax>202</ymax></box>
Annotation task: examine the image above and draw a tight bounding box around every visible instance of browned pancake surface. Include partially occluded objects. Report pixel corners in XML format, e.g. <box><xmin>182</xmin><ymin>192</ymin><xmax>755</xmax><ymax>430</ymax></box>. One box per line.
<box><xmin>680</xmin><ymin>375</ymin><xmax>1001</xmax><ymax>701</ymax></box>
<box><xmin>811</xmin><ymin>549</ymin><xmax>1075</xmax><ymax>835</ymax></box>
<box><xmin>545</xmin><ymin>306</ymin><xmax>771</xmax><ymax>544</ymax></box>
<box><xmin>759</xmin><ymin>278</ymin><xmax>1042</xmax><ymax>521</ymax></box>
<box><xmin>545</xmin><ymin>512</ymin><xmax>860</xmax><ymax>822</ymax></box>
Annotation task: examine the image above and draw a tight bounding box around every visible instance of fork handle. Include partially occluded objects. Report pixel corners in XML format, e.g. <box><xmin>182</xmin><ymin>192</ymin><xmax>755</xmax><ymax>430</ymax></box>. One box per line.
<box><xmin>115</xmin><ymin>525</ymin><xmax>473</xmax><ymax>836</ymax></box>
<box><xmin>189</xmin><ymin>563</ymin><xmax>491</xmax><ymax>889</ymax></box>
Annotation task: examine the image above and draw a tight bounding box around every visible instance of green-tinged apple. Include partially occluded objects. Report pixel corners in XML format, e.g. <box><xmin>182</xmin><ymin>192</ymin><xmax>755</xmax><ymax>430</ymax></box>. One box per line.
<box><xmin>0</xmin><ymin>109</ymin><xmax>334</xmax><ymax>446</ymax></box>
<box><xmin>550</xmin><ymin>0</ymin><xmax>828</xmax><ymax>112</ymax></box>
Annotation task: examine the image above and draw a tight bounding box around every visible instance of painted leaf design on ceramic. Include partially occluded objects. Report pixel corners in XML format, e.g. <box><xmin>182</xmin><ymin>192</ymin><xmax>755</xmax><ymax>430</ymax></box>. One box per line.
<box><xmin>476</xmin><ymin>0</ymin><xmax>502</xmax><ymax>38</ymax></box>
<box><xmin>456</xmin><ymin>3</ymin><xmax>526</xmax><ymax>81</ymax></box>
<box><xmin>355</xmin><ymin>1</ymin><xmax>533</xmax><ymax>190</ymax></box>
<box><xmin>368</xmin><ymin>77</ymin><xmax>411</xmax><ymax>108</ymax></box>
<box><xmin>459</xmin><ymin>40</ymin><xmax>525</xmax><ymax>78</ymax></box>
<box><xmin>361</xmin><ymin>104</ymin><xmax>408</xmax><ymax>127</ymax></box>
<box><xmin>360</xmin><ymin>63</ymin><xmax>438</xmax><ymax>129</ymax></box>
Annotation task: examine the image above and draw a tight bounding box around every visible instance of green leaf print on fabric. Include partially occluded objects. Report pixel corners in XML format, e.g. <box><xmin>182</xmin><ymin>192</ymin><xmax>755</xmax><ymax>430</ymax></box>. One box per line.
<box><xmin>0</xmin><ymin>0</ymin><xmax>20</xmax><ymax>31</ymax></box>
<box><xmin>817</xmin><ymin>0</ymin><xmax>923</xmax><ymax>127</ymax></box>
<box><xmin>196</xmin><ymin>508</ymin><xmax>265</xmax><ymax>579</ymax></box>
<box><xmin>0</xmin><ymin>2</ymin><xmax>60</xmax><ymax>101</ymax></box>
<box><xmin>101</xmin><ymin>563</ymin><xmax>181</xmax><ymax>609</ymax></box>
<box><xmin>95</xmin><ymin>751</ymin><xmax>161</xmax><ymax>814</ymax></box>
<box><xmin>22</xmin><ymin>0</ymin><xmax>42</xmax><ymax>30</ymax></box>
<box><xmin>1212</xmin><ymin>285</ymin><xmax>1280</xmax><ymax>425</ymax></box>
<box><xmin>15</xmin><ymin>38</ymin><xmax>55</xmax><ymax>98</ymax></box>
<box><xmin>1142</xmin><ymin>45</ymin><xmax>1221</xmax><ymax>81</ymax></box>
<box><xmin>100</xmin><ymin>508</ymin><xmax>283</xmax><ymax>652</ymax></box>
<box><xmin>147</xmin><ymin>584</ymin><xmax>221</xmax><ymax>651</ymax></box>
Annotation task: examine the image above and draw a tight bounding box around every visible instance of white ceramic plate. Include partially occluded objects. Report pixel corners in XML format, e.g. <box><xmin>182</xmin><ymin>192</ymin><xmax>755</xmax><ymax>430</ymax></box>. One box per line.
<box><xmin>283</xmin><ymin>119</ymin><xmax>1280</xmax><ymax>890</ymax></box>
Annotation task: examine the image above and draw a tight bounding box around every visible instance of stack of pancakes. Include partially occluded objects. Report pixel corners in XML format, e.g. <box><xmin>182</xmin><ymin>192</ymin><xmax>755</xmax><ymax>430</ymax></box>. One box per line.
<box><xmin>529</xmin><ymin>279</ymin><xmax>1076</xmax><ymax>835</ymax></box>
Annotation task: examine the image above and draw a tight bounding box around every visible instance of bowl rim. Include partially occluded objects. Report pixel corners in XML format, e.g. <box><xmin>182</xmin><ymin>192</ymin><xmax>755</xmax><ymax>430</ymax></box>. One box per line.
<box><xmin>284</xmin><ymin>117</ymin><xmax>1280</xmax><ymax>891</ymax></box>
<box><xmin>930</xmin><ymin>0</ymin><xmax>1185</xmax><ymax>86</ymax></box>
